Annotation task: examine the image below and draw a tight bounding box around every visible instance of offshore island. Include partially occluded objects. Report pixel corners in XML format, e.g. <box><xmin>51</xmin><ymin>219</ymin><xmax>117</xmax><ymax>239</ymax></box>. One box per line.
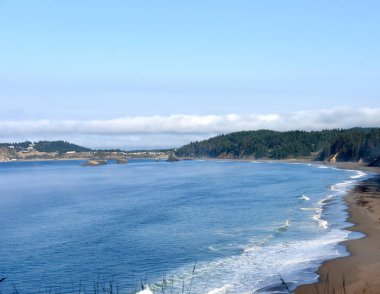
<box><xmin>1</xmin><ymin>127</ymin><xmax>380</xmax><ymax>293</ymax></box>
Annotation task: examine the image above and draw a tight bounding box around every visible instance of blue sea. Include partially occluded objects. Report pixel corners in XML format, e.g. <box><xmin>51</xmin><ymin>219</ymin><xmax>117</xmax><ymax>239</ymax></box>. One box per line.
<box><xmin>0</xmin><ymin>160</ymin><xmax>369</xmax><ymax>293</ymax></box>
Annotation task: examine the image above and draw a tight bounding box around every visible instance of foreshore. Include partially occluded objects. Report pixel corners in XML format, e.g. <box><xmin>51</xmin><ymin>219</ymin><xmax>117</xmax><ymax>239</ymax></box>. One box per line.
<box><xmin>200</xmin><ymin>159</ymin><xmax>380</xmax><ymax>293</ymax></box>
<box><xmin>296</xmin><ymin>163</ymin><xmax>380</xmax><ymax>294</ymax></box>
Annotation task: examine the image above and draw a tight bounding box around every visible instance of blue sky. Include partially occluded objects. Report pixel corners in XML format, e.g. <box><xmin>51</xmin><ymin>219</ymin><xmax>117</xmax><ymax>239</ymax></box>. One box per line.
<box><xmin>0</xmin><ymin>1</ymin><xmax>379</xmax><ymax>148</ymax></box>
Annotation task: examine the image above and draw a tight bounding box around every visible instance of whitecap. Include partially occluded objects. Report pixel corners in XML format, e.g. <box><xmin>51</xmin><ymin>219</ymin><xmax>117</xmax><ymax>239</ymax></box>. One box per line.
<box><xmin>300</xmin><ymin>207</ymin><xmax>317</xmax><ymax>211</ymax></box>
<box><xmin>206</xmin><ymin>284</ymin><xmax>232</xmax><ymax>294</ymax></box>
<box><xmin>208</xmin><ymin>245</ymin><xmax>219</xmax><ymax>251</ymax></box>
<box><xmin>298</xmin><ymin>194</ymin><xmax>310</xmax><ymax>201</ymax></box>
<box><xmin>136</xmin><ymin>286</ymin><xmax>154</xmax><ymax>294</ymax></box>
<box><xmin>278</xmin><ymin>220</ymin><xmax>290</xmax><ymax>232</ymax></box>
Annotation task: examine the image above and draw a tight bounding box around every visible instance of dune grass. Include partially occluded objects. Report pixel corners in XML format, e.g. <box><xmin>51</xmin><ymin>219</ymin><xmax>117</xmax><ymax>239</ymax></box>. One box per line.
<box><xmin>0</xmin><ymin>272</ymin><xmax>371</xmax><ymax>294</ymax></box>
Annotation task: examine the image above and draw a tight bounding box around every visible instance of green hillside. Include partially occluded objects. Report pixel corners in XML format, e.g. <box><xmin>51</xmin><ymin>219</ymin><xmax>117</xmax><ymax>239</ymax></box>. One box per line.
<box><xmin>175</xmin><ymin>128</ymin><xmax>380</xmax><ymax>165</ymax></box>
<box><xmin>34</xmin><ymin>141</ymin><xmax>91</xmax><ymax>153</ymax></box>
<box><xmin>1</xmin><ymin>140</ymin><xmax>91</xmax><ymax>154</ymax></box>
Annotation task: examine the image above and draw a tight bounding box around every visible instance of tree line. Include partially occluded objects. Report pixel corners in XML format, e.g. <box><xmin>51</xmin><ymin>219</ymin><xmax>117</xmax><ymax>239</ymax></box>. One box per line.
<box><xmin>174</xmin><ymin>128</ymin><xmax>380</xmax><ymax>165</ymax></box>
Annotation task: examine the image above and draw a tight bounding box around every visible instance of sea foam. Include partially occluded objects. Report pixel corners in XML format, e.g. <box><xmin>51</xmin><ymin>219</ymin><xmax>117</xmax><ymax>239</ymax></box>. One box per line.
<box><xmin>144</xmin><ymin>165</ymin><xmax>370</xmax><ymax>293</ymax></box>
<box><xmin>149</xmin><ymin>229</ymin><xmax>350</xmax><ymax>293</ymax></box>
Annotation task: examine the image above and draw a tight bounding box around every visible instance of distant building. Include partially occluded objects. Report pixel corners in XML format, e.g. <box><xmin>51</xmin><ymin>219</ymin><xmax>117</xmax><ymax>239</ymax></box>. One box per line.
<box><xmin>66</xmin><ymin>151</ymin><xmax>76</xmax><ymax>154</ymax></box>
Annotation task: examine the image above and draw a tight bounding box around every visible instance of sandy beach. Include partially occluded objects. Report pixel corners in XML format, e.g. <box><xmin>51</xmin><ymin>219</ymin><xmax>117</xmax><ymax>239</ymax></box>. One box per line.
<box><xmin>296</xmin><ymin>165</ymin><xmax>380</xmax><ymax>294</ymax></box>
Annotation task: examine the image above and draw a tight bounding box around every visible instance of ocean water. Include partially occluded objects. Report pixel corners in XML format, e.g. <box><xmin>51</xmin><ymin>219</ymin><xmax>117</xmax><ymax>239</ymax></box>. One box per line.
<box><xmin>0</xmin><ymin>160</ymin><xmax>369</xmax><ymax>293</ymax></box>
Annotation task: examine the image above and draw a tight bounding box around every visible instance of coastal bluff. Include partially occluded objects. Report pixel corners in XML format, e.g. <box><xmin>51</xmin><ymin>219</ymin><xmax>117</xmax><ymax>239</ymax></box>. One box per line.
<box><xmin>175</xmin><ymin>128</ymin><xmax>380</xmax><ymax>167</ymax></box>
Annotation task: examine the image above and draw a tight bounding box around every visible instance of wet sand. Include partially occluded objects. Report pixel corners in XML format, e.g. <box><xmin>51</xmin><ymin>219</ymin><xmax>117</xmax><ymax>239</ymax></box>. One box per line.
<box><xmin>296</xmin><ymin>173</ymin><xmax>380</xmax><ymax>294</ymax></box>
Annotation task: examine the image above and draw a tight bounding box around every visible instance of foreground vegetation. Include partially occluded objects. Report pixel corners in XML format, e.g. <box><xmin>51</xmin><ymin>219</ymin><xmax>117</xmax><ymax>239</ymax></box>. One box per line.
<box><xmin>175</xmin><ymin>128</ymin><xmax>380</xmax><ymax>166</ymax></box>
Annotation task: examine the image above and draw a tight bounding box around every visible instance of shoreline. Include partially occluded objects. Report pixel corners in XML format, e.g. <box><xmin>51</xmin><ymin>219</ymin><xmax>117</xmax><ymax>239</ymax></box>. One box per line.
<box><xmin>188</xmin><ymin>159</ymin><xmax>380</xmax><ymax>293</ymax></box>
<box><xmin>295</xmin><ymin>169</ymin><xmax>380</xmax><ymax>293</ymax></box>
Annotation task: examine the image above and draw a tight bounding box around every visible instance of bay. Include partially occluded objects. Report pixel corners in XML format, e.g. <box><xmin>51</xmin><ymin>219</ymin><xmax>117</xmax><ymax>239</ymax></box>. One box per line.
<box><xmin>0</xmin><ymin>160</ymin><xmax>367</xmax><ymax>293</ymax></box>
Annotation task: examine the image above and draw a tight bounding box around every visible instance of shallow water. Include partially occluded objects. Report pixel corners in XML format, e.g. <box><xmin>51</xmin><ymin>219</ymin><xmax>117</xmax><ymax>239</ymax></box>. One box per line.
<box><xmin>0</xmin><ymin>160</ymin><xmax>368</xmax><ymax>293</ymax></box>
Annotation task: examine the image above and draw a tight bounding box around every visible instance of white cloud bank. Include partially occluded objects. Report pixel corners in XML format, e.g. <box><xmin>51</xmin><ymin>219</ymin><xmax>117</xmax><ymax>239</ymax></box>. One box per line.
<box><xmin>1</xmin><ymin>107</ymin><xmax>379</xmax><ymax>149</ymax></box>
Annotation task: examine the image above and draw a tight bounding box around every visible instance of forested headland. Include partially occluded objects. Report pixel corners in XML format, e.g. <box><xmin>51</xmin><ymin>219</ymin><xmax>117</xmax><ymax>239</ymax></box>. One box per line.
<box><xmin>175</xmin><ymin>128</ymin><xmax>380</xmax><ymax>166</ymax></box>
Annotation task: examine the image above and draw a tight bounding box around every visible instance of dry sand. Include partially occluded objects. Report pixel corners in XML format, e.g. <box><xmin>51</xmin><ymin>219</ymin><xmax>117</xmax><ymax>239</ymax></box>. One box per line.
<box><xmin>296</xmin><ymin>169</ymin><xmax>380</xmax><ymax>294</ymax></box>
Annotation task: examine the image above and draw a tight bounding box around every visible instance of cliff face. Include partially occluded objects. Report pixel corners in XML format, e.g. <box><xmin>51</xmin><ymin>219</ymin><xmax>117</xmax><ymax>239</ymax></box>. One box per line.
<box><xmin>318</xmin><ymin>131</ymin><xmax>380</xmax><ymax>164</ymax></box>
<box><xmin>0</xmin><ymin>147</ymin><xmax>12</xmax><ymax>161</ymax></box>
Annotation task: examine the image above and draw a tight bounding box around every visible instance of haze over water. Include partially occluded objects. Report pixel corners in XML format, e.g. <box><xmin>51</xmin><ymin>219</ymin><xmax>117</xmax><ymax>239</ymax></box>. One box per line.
<box><xmin>0</xmin><ymin>160</ymin><xmax>368</xmax><ymax>293</ymax></box>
